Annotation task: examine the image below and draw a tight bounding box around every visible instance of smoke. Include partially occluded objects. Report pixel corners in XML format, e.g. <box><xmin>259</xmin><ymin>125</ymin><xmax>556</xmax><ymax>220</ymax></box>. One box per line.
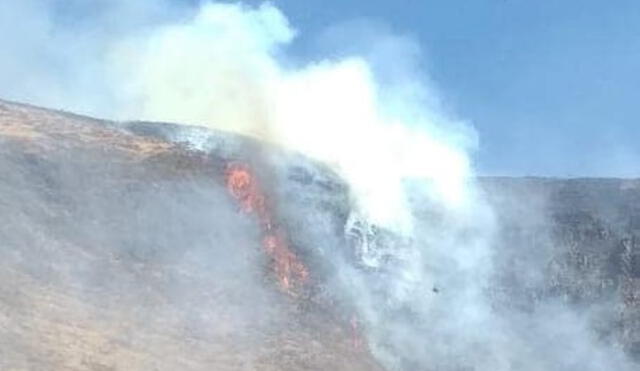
<box><xmin>0</xmin><ymin>128</ymin><xmax>306</xmax><ymax>369</ymax></box>
<box><xmin>105</xmin><ymin>3</ymin><xmax>634</xmax><ymax>370</ymax></box>
<box><xmin>107</xmin><ymin>2</ymin><xmax>474</xmax><ymax>235</ymax></box>
<box><xmin>1</xmin><ymin>1</ymin><xmax>636</xmax><ymax>370</ymax></box>
<box><xmin>0</xmin><ymin>0</ymin><xmax>189</xmax><ymax>117</ymax></box>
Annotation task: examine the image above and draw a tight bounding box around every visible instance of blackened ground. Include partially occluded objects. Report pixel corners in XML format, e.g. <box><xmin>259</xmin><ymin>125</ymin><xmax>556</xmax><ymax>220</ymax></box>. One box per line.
<box><xmin>481</xmin><ymin>177</ymin><xmax>640</xmax><ymax>360</ymax></box>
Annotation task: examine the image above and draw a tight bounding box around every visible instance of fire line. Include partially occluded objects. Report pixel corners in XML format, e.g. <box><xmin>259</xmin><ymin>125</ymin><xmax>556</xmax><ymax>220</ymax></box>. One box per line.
<box><xmin>225</xmin><ymin>162</ymin><xmax>309</xmax><ymax>293</ymax></box>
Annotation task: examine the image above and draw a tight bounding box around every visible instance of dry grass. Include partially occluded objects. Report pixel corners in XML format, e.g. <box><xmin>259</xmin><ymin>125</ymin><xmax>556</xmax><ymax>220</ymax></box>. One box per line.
<box><xmin>0</xmin><ymin>101</ymin><xmax>173</xmax><ymax>157</ymax></box>
<box><xmin>0</xmin><ymin>99</ymin><xmax>384</xmax><ymax>371</ymax></box>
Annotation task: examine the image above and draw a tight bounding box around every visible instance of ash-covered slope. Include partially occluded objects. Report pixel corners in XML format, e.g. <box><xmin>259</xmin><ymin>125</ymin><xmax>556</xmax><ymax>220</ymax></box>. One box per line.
<box><xmin>0</xmin><ymin>100</ymin><xmax>381</xmax><ymax>371</ymax></box>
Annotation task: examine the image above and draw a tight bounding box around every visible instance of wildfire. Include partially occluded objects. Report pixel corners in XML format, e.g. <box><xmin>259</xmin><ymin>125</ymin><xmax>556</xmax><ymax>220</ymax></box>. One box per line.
<box><xmin>226</xmin><ymin>162</ymin><xmax>367</xmax><ymax>351</ymax></box>
<box><xmin>225</xmin><ymin>162</ymin><xmax>309</xmax><ymax>292</ymax></box>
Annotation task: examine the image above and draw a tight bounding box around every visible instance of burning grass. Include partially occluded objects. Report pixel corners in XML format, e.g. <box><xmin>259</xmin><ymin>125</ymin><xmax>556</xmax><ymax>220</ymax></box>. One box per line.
<box><xmin>225</xmin><ymin>162</ymin><xmax>309</xmax><ymax>293</ymax></box>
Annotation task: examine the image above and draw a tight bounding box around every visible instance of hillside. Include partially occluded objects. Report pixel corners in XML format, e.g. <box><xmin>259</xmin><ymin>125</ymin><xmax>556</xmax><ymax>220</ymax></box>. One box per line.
<box><xmin>483</xmin><ymin>177</ymin><xmax>640</xmax><ymax>359</ymax></box>
<box><xmin>2</xmin><ymin>99</ymin><xmax>640</xmax><ymax>370</ymax></box>
<box><xmin>0</xmin><ymin>100</ymin><xmax>382</xmax><ymax>370</ymax></box>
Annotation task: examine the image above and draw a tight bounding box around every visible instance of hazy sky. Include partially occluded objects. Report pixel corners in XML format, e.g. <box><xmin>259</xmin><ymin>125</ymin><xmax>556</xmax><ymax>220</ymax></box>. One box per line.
<box><xmin>2</xmin><ymin>0</ymin><xmax>639</xmax><ymax>177</ymax></box>
<box><xmin>240</xmin><ymin>0</ymin><xmax>640</xmax><ymax>177</ymax></box>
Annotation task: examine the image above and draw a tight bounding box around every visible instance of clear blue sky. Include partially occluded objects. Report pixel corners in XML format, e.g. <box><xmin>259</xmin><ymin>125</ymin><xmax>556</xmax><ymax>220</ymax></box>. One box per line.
<box><xmin>237</xmin><ymin>0</ymin><xmax>640</xmax><ymax>177</ymax></box>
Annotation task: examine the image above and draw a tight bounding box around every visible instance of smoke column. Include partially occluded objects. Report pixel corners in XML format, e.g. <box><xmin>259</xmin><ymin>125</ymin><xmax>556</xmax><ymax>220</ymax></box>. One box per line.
<box><xmin>0</xmin><ymin>1</ymin><xmax>636</xmax><ymax>370</ymax></box>
<box><xmin>107</xmin><ymin>2</ymin><xmax>475</xmax><ymax>237</ymax></box>
<box><xmin>105</xmin><ymin>3</ymin><xmax>497</xmax><ymax>369</ymax></box>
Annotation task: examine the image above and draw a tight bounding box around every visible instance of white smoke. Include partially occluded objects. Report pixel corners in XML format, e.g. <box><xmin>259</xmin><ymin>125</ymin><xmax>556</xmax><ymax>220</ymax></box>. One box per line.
<box><xmin>0</xmin><ymin>0</ymin><xmax>187</xmax><ymax>118</ymax></box>
<box><xmin>0</xmin><ymin>1</ymin><xmax>635</xmax><ymax>370</ymax></box>
<box><xmin>108</xmin><ymin>2</ymin><xmax>474</xmax><ymax>235</ymax></box>
<box><xmin>104</xmin><ymin>4</ymin><xmax>505</xmax><ymax>369</ymax></box>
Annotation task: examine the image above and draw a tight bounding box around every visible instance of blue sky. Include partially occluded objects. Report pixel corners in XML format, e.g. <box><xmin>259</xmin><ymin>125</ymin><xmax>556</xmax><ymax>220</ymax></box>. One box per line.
<box><xmin>2</xmin><ymin>0</ymin><xmax>638</xmax><ymax>177</ymax></box>
<box><xmin>237</xmin><ymin>0</ymin><xmax>640</xmax><ymax>177</ymax></box>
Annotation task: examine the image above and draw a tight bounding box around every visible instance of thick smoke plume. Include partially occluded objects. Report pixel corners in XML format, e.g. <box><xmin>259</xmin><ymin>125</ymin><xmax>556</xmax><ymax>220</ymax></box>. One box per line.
<box><xmin>0</xmin><ymin>1</ymin><xmax>636</xmax><ymax>370</ymax></box>
<box><xmin>108</xmin><ymin>3</ymin><xmax>474</xmax><ymax>235</ymax></box>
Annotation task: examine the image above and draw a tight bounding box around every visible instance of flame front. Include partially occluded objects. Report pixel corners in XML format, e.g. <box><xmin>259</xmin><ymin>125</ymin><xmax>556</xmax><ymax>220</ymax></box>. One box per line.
<box><xmin>225</xmin><ymin>163</ymin><xmax>308</xmax><ymax>292</ymax></box>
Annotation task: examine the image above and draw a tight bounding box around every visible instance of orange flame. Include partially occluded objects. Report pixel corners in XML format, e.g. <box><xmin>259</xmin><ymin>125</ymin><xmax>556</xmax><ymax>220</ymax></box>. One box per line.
<box><xmin>225</xmin><ymin>163</ymin><xmax>308</xmax><ymax>292</ymax></box>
